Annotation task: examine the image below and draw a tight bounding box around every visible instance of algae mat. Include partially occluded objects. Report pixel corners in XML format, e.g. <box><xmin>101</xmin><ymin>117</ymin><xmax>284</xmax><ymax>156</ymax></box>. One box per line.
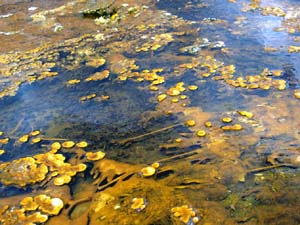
<box><xmin>1</xmin><ymin>0</ymin><xmax>300</xmax><ymax>224</ymax></box>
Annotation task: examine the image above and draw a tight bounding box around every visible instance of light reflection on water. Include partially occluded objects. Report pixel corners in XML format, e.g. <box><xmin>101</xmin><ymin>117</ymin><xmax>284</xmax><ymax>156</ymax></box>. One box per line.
<box><xmin>157</xmin><ymin>0</ymin><xmax>300</xmax><ymax>81</ymax></box>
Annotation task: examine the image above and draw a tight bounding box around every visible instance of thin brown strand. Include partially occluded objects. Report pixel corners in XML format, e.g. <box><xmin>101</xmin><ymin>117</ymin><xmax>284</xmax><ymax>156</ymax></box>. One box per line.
<box><xmin>116</xmin><ymin>123</ymin><xmax>182</xmax><ymax>145</ymax></box>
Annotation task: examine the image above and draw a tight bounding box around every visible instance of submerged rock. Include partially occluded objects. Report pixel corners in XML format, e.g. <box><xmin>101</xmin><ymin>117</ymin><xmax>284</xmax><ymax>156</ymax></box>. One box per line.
<box><xmin>180</xmin><ymin>38</ymin><xmax>225</xmax><ymax>55</ymax></box>
<box><xmin>81</xmin><ymin>5</ymin><xmax>118</xmax><ymax>19</ymax></box>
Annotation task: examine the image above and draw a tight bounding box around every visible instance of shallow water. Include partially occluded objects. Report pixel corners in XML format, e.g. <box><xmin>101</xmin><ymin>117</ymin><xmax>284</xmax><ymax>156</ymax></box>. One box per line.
<box><xmin>1</xmin><ymin>0</ymin><xmax>300</xmax><ymax>224</ymax></box>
